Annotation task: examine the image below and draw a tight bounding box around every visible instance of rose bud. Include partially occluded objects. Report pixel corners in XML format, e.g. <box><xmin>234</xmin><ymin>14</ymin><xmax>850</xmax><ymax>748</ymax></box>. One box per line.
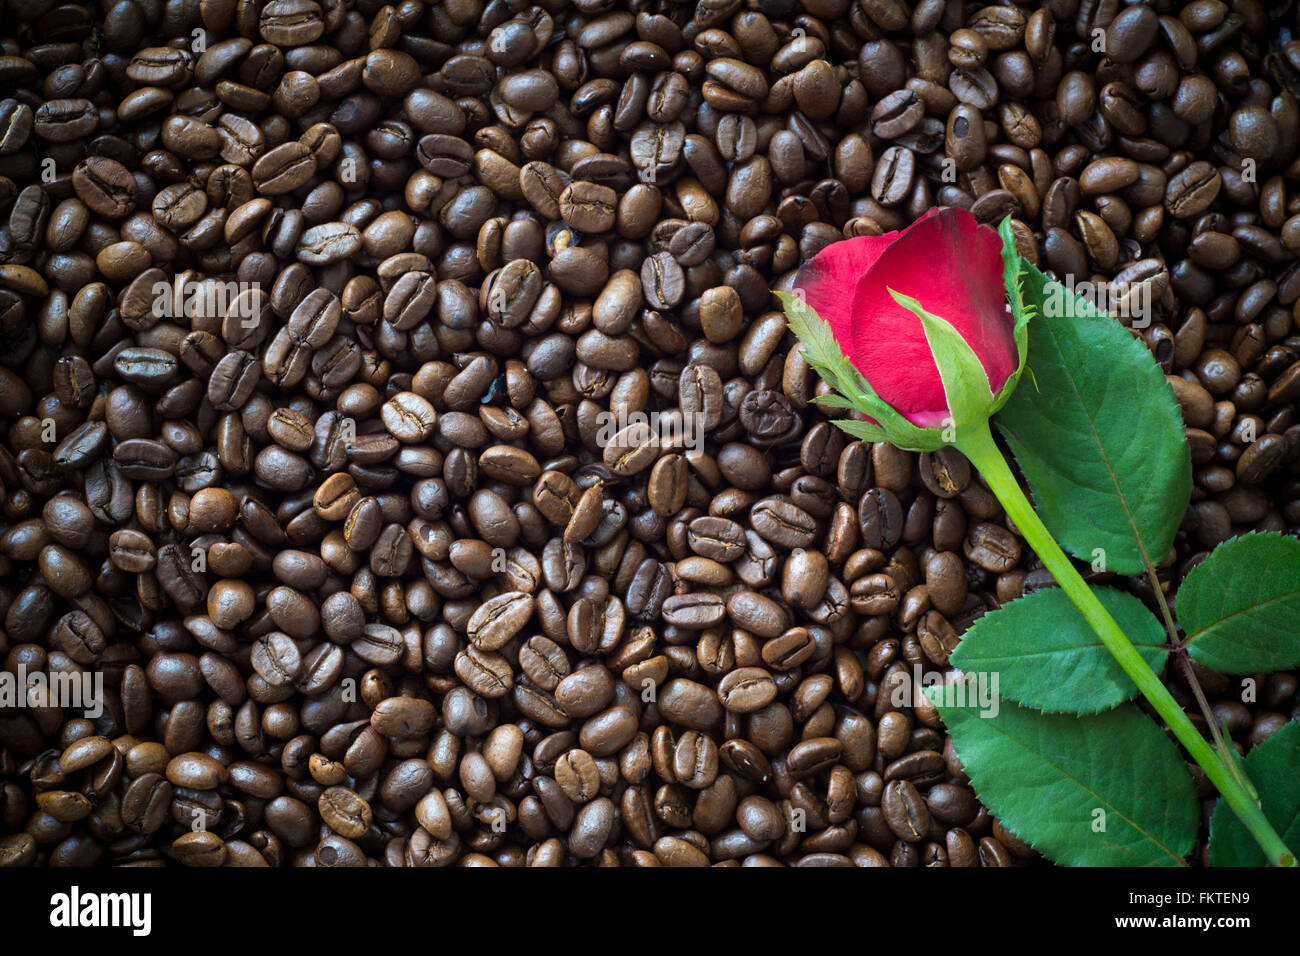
<box><xmin>778</xmin><ymin>207</ymin><xmax>1030</xmax><ymax>451</ymax></box>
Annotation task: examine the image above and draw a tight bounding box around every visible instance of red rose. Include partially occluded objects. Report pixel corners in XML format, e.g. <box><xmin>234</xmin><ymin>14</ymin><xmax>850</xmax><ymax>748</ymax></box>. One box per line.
<box><xmin>795</xmin><ymin>207</ymin><xmax>1018</xmax><ymax>429</ymax></box>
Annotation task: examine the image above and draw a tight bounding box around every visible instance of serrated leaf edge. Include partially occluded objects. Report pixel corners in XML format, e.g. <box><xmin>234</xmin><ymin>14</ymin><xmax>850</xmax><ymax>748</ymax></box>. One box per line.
<box><xmin>932</xmin><ymin>695</ymin><xmax>1195</xmax><ymax>866</ymax></box>
<box><xmin>949</xmin><ymin>587</ymin><xmax>1170</xmax><ymax>716</ymax></box>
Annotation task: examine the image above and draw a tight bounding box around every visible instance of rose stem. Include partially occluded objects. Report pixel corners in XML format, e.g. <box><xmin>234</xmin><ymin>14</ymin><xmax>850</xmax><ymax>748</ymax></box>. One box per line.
<box><xmin>958</xmin><ymin>417</ymin><xmax>1295</xmax><ymax>868</ymax></box>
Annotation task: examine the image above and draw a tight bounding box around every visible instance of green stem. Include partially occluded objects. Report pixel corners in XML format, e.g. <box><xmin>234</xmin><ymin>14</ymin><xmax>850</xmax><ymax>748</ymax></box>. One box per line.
<box><xmin>957</xmin><ymin>418</ymin><xmax>1295</xmax><ymax>868</ymax></box>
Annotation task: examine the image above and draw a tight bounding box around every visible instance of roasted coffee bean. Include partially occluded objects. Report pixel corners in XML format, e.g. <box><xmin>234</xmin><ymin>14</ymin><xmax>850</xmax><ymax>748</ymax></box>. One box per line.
<box><xmin>560</xmin><ymin>181</ymin><xmax>617</xmax><ymax>234</ymax></box>
<box><xmin>1166</xmin><ymin>162</ymin><xmax>1221</xmax><ymax>220</ymax></box>
<box><xmin>72</xmin><ymin>157</ymin><xmax>138</xmax><ymax>219</ymax></box>
<box><xmin>679</xmin><ymin>364</ymin><xmax>724</xmax><ymax>431</ymax></box>
<box><xmin>288</xmin><ymin>289</ymin><xmax>340</xmax><ymax>347</ymax></box>
<box><xmin>34</xmin><ymin>99</ymin><xmax>98</xmax><ymax>142</ymax></box>
<box><xmin>716</xmin><ymin>668</ymin><xmax>778</xmax><ymax>713</ymax></box>
<box><xmin>873</xmin><ymin>147</ymin><xmax>915</xmax><ymax>206</ymax></box>
<box><xmin>382</xmin><ymin>392</ymin><xmax>438</xmax><ymax>444</ymax></box>
<box><xmin>641</xmin><ymin>252</ymin><xmax>685</xmax><ymax>311</ymax></box>
<box><xmin>882</xmin><ymin>779</ymin><xmax>931</xmax><ymax>843</ymax></box>
<box><xmin>726</xmin><ymin>591</ymin><xmax>789</xmax><ymax>639</ymax></box>
<box><xmin>750</xmin><ymin>500</ymin><xmax>816</xmax><ymax>550</ymax></box>
<box><xmin>468</xmin><ymin>591</ymin><xmax>535</xmax><ymax>650</ymax></box>
<box><xmin>485</xmin><ymin>260</ymin><xmax>542</xmax><ymax>329</ymax></box>
<box><xmin>455</xmin><ymin>645</ymin><xmax>515</xmax><ymax>699</ymax></box>
<box><xmin>659</xmin><ymin>679</ymin><xmax>723</xmax><ymax>730</ymax></box>
<box><xmin>687</xmin><ymin>516</ymin><xmax>746</xmax><ymax>562</ymax></box>
<box><xmin>662</xmin><ymin>593</ymin><xmax>726</xmax><ymax>630</ymax></box>
<box><xmin>964</xmin><ymin>522</ymin><xmax>1021</xmax><ymax>573</ymax></box>
<box><xmin>859</xmin><ymin>489</ymin><xmax>904</xmax><ymax>550</ymax></box>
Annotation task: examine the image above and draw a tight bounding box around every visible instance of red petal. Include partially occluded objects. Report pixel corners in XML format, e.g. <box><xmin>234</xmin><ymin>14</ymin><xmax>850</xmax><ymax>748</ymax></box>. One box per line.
<box><xmin>795</xmin><ymin>232</ymin><xmax>898</xmax><ymax>354</ymax></box>
<box><xmin>903</xmin><ymin>207</ymin><xmax>942</xmax><ymax>230</ymax></box>
<box><xmin>849</xmin><ymin>207</ymin><xmax>1015</xmax><ymax>427</ymax></box>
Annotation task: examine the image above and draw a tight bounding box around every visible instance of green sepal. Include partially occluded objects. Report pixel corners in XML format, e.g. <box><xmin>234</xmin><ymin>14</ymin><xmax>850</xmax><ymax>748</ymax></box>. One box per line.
<box><xmin>995</xmin><ymin>215</ymin><xmax>1033</xmax><ymax>413</ymax></box>
<box><xmin>998</xmin><ymin>216</ymin><xmax>1033</xmax><ymax>367</ymax></box>
<box><xmin>809</xmin><ymin>395</ymin><xmax>891</xmax><ymax>442</ymax></box>
<box><xmin>809</xmin><ymin>392</ymin><xmax>859</xmax><ymax>410</ymax></box>
<box><xmin>888</xmin><ymin>289</ymin><xmax>995</xmax><ymax>446</ymax></box>
<box><xmin>776</xmin><ymin>290</ymin><xmax>946</xmax><ymax>451</ymax></box>
<box><xmin>830</xmin><ymin>418</ymin><xmax>889</xmax><ymax>442</ymax></box>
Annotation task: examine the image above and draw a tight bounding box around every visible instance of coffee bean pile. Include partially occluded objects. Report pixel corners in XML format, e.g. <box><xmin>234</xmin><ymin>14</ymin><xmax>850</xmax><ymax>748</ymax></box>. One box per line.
<box><xmin>1</xmin><ymin>0</ymin><xmax>1298</xmax><ymax>868</ymax></box>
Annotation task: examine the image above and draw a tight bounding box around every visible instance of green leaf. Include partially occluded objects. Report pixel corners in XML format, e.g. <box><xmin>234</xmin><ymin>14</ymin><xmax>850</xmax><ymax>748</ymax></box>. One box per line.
<box><xmin>888</xmin><ymin>288</ymin><xmax>994</xmax><ymax>438</ymax></box>
<box><xmin>933</xmin><ymin>696</ymin><xmax>1198</xmax><ymax>866</ymax></box>
<box><xmin>950</xmin><ymin>586</ymin><xmax>1169</xmax><ymax>714</ymax></box>
<box><xmin>993</xmin><ymin>263</ymin><xmax>1191</xmax><ymax>575</ymax></box>
<box><xmin>1208</xmin><ymin>720</ymin><xmax>1300</xmax><ymax>866</ymax></box>
<box><xmin>1178</xmin><ymin>533</ymin><xmax>1300</xmax><ymax>674</ymax></box>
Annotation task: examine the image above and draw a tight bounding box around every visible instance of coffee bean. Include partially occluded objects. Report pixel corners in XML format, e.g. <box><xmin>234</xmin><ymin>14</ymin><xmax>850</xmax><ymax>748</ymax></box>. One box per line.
<box><xmin>485</xmin><ymin>259</ymin><xmax>542</xmax><ymax>329</ymax></box>
<box><xmin>662</xmin><ymin>593</ymin><xmax>726</xmax><ymax>630</ymax></box>
<box><xmin>560</xmin><ymin>181</ymin><xmax>617</xmax><ymax>234</ymax></box>
<box><xmin>658</xmin><ymin>679</ymin><xmax>723</xmax><ymax>730</ymax></box>
<box><xmin>716</xmin><ymin>667</ymin><xmax>777</xmax><ymax>713</ymax></box>
<box><xmin>873</xmin><ymin>146</ymin><xmax>915</xmax><ymax>205</ymax></box>
<box><xmin>750</xmin><ymin>499</ymin><xmax>816</xmax><ymax>549</ymax></box>
<box><xmin>1166</xmin><ymin>162</ymin><xmax>1222</xmax><ymax>219</ymax></box>
<box><xmin>964</xmin><ymin>522</ymin><xmax>1022</xmax><ymax>573</ymax></box>
<box><xmin>859</xmin><ymin>489</ymin><xmax>904</xmax><ymax>550</ymax></box>
<box><xmin>882</xmin><ymin>779</ymin><xmax>931</xmax><ymax>843</ymax></box>
<box><xmin>297</xmin><ymin>222</ymin><xmax>361</xmax><ymax>265</ymax></box>
<box><xmin>679</xmin><ymin>364</ymin><xmax>724</xmax><ymax>431</ymax></box>
<box><xmin>382</xmin><ymin>392</ymin><xmax>438</xmax><ymax>444</ymax></box>
<box><xmin>468</xmin><ymin>591</ymin><xmax>535</xmax><ymax>650</ymax></box>
<box><xmin>34</xmin><ymin>98</ymin><xmax>97</xmax><ymax>142</ymax></box>
<box><xmin>739</xmin><ymin>390</ymin><xmax>797</xmax><ymax>444</ymax></box>
<box><xmin>455</xmin><ymin>645</ymin><xmax>514</xmax><ymax>698</ymax></box>
<box><xmin>72</xmin><ymin>157</ymin><xmax>138</xmax><ymax>218</ymax></box>
<box><xmin>641</xmin><ymin>251</ymin><xmax>685</xmax><ymax>311</ymax></box>
<box><xmin>725</xmin><ymin>591</ymin><xmax>789</xmax><ymax>639</ymax></box>
<box><xmin>288</xmin><ymin>289</ymin><xmax>340</xmax><ymax>347</ymax></box>
<box><xmin>601</xmin><ymin>419</ymin><xmax>660</xmax><ymax>477</ymax></box>
<box><xmin>260</xmin><ymin>0</ymin><xmax>325</xmax><ymax>46</ymax></box>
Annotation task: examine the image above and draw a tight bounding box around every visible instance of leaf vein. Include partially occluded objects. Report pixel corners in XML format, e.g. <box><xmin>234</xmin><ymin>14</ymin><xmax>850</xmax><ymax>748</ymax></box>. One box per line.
<box><xmin>967</xmin><ymin>712</ymin><xmax>1190</xmax><ymax>863</ymax></box>
<box><xmin>968</xmin><ymin>713</ymin><xmax>1188</xmax><ymax>864</ymax></box>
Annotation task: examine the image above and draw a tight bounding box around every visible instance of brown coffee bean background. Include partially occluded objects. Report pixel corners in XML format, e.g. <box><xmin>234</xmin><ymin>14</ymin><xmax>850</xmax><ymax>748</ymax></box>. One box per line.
<box><xmin>0</xmin><ymin>0</ymin><xmax>1298</xmax><ymax>871</ymax></box>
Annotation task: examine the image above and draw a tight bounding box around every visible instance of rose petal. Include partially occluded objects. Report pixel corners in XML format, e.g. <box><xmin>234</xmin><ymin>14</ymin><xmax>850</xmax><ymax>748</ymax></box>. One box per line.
<box><xmin>892</xmin><ymin>207</ymin><xmax>1016</xmax><ymax>391</ymax></box>
<box><xmin>794</xmin><ymin>210</ymin><xmax>942</xmax><ymax>359</ymax></box>
<box><xmin>795</xmin><ymin>232</ymin><xmax>898</xmax><ymax>352</ymax></box>
<box><xmin>849</xmin><ymin>207</ymin><xmax>1015</xmax><ymax>427</ymax></box>
<box><xmin>900</xmin><ymin>207</ymin><xmax>942</xmax><ymax>231</ymax></box>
